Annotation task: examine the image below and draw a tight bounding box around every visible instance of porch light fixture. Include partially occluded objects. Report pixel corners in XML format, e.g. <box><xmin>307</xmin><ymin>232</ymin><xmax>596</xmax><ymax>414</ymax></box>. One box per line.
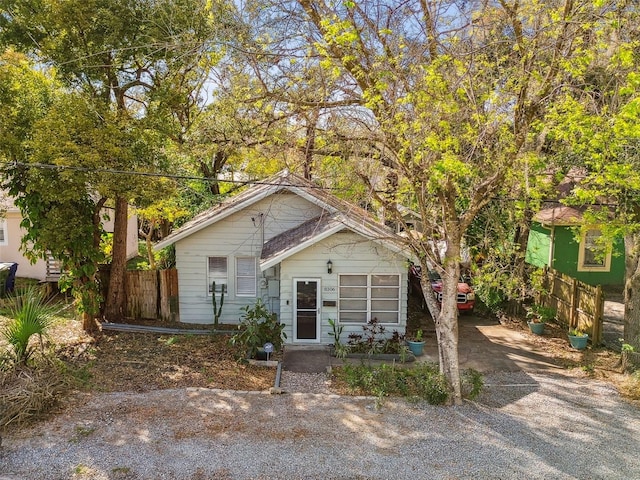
<box><xmin>327</xmin><ymin>260</ymin><xmax>333</xmax><ymax>274</ymax></box>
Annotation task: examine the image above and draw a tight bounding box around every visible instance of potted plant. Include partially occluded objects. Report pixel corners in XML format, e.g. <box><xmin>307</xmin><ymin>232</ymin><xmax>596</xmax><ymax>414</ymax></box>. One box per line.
<box><xmin>568</xmin><ymin>327</ymin><xmax>589</xmax><ymax>350</ymax></box>
<box><xmin>526</xmin><ymin>304</ymin><xmax>556</xmax><ymax>335</ymax></box>
<box><xmin>406</xmin><ymin>329</ymin><xmax>425</xmax><ymax>356</ymax></box>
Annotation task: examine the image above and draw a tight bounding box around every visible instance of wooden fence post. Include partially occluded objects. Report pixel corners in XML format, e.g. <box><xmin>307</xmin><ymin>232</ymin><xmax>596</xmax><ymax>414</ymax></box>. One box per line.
<box><xmin>569</xmin><ymin>277</ymin><xmax>578</xmax><ymax>331</ymax></box>
<box><xmin>593</xmin><ymin>285</ymin><xmax>604</xmax><ymax>345</ymax></box>
<box><xmin>159</xmin><ymin>269</ymin><xmax>179</xmax><ymax>322</ymax></box>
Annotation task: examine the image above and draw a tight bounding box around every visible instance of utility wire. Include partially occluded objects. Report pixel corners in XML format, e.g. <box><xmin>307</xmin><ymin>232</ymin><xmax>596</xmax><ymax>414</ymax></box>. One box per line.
<box><xmin>1</xmin><ymin>160</ymin><xmax>612</xmax><ymax>206</ymax></box>
<box><xmin>0</xmin><ymin>160</ymin><xmax>350</xmax><ymax>191</ymax></box>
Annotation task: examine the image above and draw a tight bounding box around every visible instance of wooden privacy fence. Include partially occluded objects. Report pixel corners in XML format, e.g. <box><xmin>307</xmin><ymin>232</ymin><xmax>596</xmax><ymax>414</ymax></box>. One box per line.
<box><xmin>124</xmin><ymin>269</ymin><xmax>179</xmax><ymax>322</ymax></box>
<box><xmin>538</xmin><ymin>266</ymin><xmax>604</xmax><ymax>345</ymax></box>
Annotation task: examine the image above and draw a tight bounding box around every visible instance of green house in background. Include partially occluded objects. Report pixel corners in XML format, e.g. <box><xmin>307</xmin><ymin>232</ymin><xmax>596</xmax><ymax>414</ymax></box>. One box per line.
<box><xmin>525</xmin><ymin>205</ymin><xmax>625</xmax><ymax>287</ymax></box>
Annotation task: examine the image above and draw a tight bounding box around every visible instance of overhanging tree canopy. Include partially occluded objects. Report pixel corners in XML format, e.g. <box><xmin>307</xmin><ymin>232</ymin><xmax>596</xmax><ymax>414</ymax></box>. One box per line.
<box><xmin>0</xmin><ymin>0</ymin><xmax>234</xmax><ymax>328</ymax></box>
<box><xmin>239</xmin><ymin>0</ymin><xmax>638</xmax><ymax>403</ymax></box>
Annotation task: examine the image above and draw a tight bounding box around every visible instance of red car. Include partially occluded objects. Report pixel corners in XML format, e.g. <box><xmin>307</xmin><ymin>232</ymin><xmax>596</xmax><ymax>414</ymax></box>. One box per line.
<box><xmin>409</xmin><ymin>265</ymin><xmax>475</xmax><ymax>312</ymax></box>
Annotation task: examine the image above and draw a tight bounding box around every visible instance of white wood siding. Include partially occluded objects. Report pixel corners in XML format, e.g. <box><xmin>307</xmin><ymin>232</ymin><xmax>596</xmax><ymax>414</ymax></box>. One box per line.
<box><xmin>175</xmin><ymin>193</ymin><xmax>323</xmax><ymax>323</ymax></box>
<box><xmin>0</xmin><ymin>211</ymin><xmax>48</xmax><ymax>281</ymax></box>
<box><xmin>0</xmin><ymin>199</ymin><xmax>138</xmax><ymax>281</ymax></box>
<box><xmin>280</xmin><ymin>231</ymin><xmax>408</xmax><ymax>344</ymax></box>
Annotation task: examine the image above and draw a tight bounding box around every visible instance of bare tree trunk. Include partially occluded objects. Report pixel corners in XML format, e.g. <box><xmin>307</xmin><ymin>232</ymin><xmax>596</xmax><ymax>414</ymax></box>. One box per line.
<box><xmin>140</xmin><ymin>220</ymin><xmax>157</xmax><ymax>269</ymax></box>
<box><xmin>145</xmin><ymin>231</ymin><xmax>156</xmax><ymax>270</ymax></box>
<box><xmin>419</xmin><ymin>242</ymin><xmax>463</xmax><ymax>405</ymax></box>
<box><xmin>103</xmin><ymin>196</ymin><xmax>128</xmax><ymax>321</ymax></box>
<box><xmin>302</xmin><ymin>110</ymin><xmax>318</xmax><ymax>180</ymax></box>
<box><xmin>82</xmin><ymin>311</ymin><xmax>99</xmax><ymax>334</ymax></box>
<box><xmin>437</xmin><ymin>259</ymin><xmax>462</xmax><ymax>405</ymax></box>
<box><xmin>624</xmin><ymin>233</ymin><xmax>640</xmax><ymax>360</ymax></box>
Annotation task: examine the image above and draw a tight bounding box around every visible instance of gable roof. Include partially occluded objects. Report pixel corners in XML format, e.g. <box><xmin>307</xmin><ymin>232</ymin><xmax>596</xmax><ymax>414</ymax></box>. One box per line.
<box><xmin>260</xmin><ymin>209</ymin><xmax>408</xmax><ymax>270</ymax></box>
<box><xmin>534</xmin><ymin>205</ymin><xmax>584</xmax><ymax>226</ymax></box>
<box><xmin>154</xmin><ymin>170</ymin><xmax>410</xmax><ymax>262</ymax></box>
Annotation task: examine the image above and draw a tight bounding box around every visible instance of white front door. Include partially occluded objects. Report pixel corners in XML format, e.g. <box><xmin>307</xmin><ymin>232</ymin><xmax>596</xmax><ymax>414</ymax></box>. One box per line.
<box><xmin>294</xmin><ymin>278</ymin><xmax>320</xmax><ymax>342</ymax></box>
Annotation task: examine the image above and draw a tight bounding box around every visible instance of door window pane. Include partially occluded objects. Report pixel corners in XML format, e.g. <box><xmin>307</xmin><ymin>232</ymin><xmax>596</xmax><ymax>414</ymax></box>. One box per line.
<box><xmin>296</xmin><ymin>281</ymin><xmax>317</xmax><ymax>309</ymax></box>
<box><xmin>297</xmin><ymin>311</ymin><xmax>317</xmax><ymax>339</ymax></box>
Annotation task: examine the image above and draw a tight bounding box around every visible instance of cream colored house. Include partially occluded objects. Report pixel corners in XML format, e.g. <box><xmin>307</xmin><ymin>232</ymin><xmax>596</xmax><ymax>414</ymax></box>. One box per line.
<box><xmin>154</xmin><ymin>171</ymin><xmax>411</xmax><ymax>344</ymax></box>
<box><xmin>0</xmin><ymin>192</ymin><xmax>138</xmax><ymax>282</ymax></box>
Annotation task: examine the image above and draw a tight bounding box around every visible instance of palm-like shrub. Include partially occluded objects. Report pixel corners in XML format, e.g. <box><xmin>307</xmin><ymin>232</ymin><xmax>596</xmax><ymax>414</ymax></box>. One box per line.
<box><xmin>2</xmin><ymin>287</ymin><xmax>59</xmax><ymax>365</ymax></box>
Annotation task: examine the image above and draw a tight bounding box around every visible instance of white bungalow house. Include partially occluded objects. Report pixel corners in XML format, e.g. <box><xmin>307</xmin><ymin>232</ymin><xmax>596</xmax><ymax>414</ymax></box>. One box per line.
<box><xmin>154</xmin><ymin>170</ymin><xmax>411</xmax><ymax>344</ymax></box>
<box><xmin>0</xmin><ymin>191</ymin><xmax>139</xmax><ymax>282</ymax></box>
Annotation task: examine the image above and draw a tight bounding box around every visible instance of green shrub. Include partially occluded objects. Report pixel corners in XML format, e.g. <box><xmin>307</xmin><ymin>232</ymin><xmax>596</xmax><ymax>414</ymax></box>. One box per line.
<box><xmin>229</xmin><ymin>299</ymin><xmax>286</xmax><ymax>359</ymax></box>
<box><xmin>461</xmin><ymin>368</ymin><xmax>484</xmax><ymax>400</ymax></box>
<box><xmin>406</xmin><ymin>362</ymin><xmax>450</xmax><ymax>404</ymax></box>
<box><xmin>335</xmin><ymin>362</ymin><xmax>483</xmax><ymax>405</ymax></box>
<box><xmin>526</xmin><ymin>304</ymin><xmax>556</xmax><ymax>323</ymax></box>
<box><xmin>1</xmin><ymin>286</ymin><xmax>59</xmax><ymax>365</ymax></box>
<box><xmin>345</xmin><ymin>318</ymin><xmax>406</xmax><ymax>355</ymax></box>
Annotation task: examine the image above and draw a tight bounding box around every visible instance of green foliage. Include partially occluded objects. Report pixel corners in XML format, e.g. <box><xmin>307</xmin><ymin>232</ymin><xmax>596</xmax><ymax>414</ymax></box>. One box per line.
<box><xmin>154</xmin><ymin>245</ymin><xmax>176</xmax><ymax>270</ymax></box>
<box><xmin>229</xmin><ymin>299</ymin><xmax>286</xmax><ymax>359</ymax></box>
<box><xmin>336</xmin><ymin>362</ymin><xmax>445</xmax><ymax>405</ymax></box>
<box><xmin>0</xmin><ymin>50</ymin><xmax>55</xmax><ymax>163</ymax></box>
<box><xmin>327</xmin><ymin>318</ymin><xmax>343</xmax><ymax>347</ymax></box>
<box><xmin>1</xmin><ymin>286</ymin><xmax>59</xmax><ymax>365</ymax></box>
<box><xmin>413</xmin><ymin>329</ymin><xmax>423</xmax><ymax>342</ymax></box>
<box><xmin>526</xmin><ymin>305</ymin><xmax>556</xmax><ymax>323</ymax></box>
<box><xmin>138</xmin><ymin>199</ymin><xmax>188</xmax><ymax>268</ymax></box>
<box><xmin>460</xmin><ymin>368</ymin><xmax>484</xmax><ymax>401</ymax></box>
<box><xmin>621</xmin><ymin>340</ymin><xmax>635</xmax><ymax>353</ymax></box>
<box><xmin>569</xmin><ymin>328</ymin><xmax>588</xmax><ymax>338</ymax></box>
<box><xmin>0</xmin><ymin>0</ymin><xmax>235</xmax><ymax>327</ymax></box>
<box><xmin>345</xmin><ymin>319</ymin><xmax>406</xmax><ymax>355</ymax></box>
<box><xmin>336</xmin><ymin>362</ymin><xmax>483</xmax><ymax>406</ymax></box>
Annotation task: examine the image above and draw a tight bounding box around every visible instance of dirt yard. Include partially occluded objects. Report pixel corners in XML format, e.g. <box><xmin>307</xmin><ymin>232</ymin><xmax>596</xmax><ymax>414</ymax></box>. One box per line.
<box><xmin>1</xmin><ymin>295</ymin><xmax>633</xmax><ymax>421</ymax></box>
<box><xmin>41</xmin><ymin>298</ymin><xmax>630</xmax><ymax>395</ymax></box>
<box><xmin>53</xmin><ymin>320</ymin><xmax>276</xmax><ymax>393</ymax></box>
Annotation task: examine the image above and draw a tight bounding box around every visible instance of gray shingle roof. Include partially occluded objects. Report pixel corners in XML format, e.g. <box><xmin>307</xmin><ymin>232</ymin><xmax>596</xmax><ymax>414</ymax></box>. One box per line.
<box><xmin>154</xmin><ymin>170</ymin><xmax>410</xmax><ymax>262</ymax></box>
<box><xmin>260</xmin><ymin>212</ymin><xmax>338</xmax><ymax>265</ymax></box>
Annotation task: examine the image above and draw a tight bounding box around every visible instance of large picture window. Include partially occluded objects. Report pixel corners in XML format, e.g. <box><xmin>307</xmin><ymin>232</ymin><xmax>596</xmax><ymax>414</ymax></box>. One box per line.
<box><xmin>236</xmin><ymin>257</ymin><xmax>257</xmax><ymax>296</ymax></box>
<box><xmin>339</xmin><ymin>274</ymin><xmax>400</xmax><ymax>324</ymax></box>
<box><xmin>207</xmin><ymin>256</ymin><xmax>227</xmax><ymax>294</ymax></box>
<box><xmin>578</xmin><ymin>229</ymin><xmax>611</xmax><ymax>272</ymax></box>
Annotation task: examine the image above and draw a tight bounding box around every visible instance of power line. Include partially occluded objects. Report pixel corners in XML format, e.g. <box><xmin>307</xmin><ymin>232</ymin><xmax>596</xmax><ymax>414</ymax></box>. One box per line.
<box><xmin>0</xmin><ymin>160</ymin><xmax>350</xmax><ymax>191</ymax></box>
<box><xmin>1</xmin><ymin>161</ymin><xmax>619</xmax><ymax>207</ymax></box>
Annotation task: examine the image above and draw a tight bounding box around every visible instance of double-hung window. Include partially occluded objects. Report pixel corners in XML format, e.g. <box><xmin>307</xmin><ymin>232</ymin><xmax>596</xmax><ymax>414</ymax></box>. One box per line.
<box><xmin>236</xmin><ymin>257</ymin><xmax>257</xmax><ymax>296</ymax></box>
<box><xmin>578</xmin><ymin>229</ymin><xmax>611</xmax><ymax>272</ymax></box>
<box><xmin>207</xmin><ymin>256</ymin><xmax>227</xmax><ymax>294</ymax></box>
<box><xmin>339</xmin><ymin>274</ymin><xmax>400</xmax><ymax>324</ymax></box>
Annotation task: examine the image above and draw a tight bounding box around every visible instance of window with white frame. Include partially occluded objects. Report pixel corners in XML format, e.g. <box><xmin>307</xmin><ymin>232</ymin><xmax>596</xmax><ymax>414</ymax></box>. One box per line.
<box><xmin>578</xmin><ymin>229</ymin><xmax>611</xmax><ymax>272</ymax></box>
<box><xmin>236</xmin><ymin>257</ymin><xmax>257</xmax><ymax>296</ymax></box>
<box><xmin>0</xmin><ymin>220</ymin><xmax>6</xmax><ymax>246</ymax></box>
<box><xmin>339</xmin><ymin>274</ymin><xmax>400</xmax><ymax>324</ymax></box>
<box><xmin>207</xmin><ymin>256</ymin><xmax>227</xmax><ymax>294</ymax></box>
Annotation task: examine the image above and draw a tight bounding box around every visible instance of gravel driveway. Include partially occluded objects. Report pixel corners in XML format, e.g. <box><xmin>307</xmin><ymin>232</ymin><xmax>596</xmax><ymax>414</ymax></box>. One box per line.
<box><xmin>2</xmin><ymin>371</ymin><xmax>639</xmax><ymax>480</ymax></box>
